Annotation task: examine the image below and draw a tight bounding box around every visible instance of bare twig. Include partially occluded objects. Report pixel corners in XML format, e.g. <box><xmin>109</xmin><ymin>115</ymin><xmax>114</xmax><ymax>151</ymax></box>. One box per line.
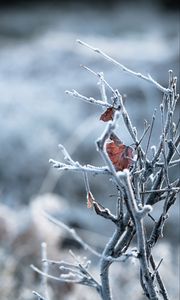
<box><xmin>115</xmin><ymin>90</ymin><xmax>138</xmax><ymax>144</ymax></box>
<box><xmin>65</xmin><ymin>89</ymin><xmax>113</xmax><ymax>108</ymax></box>
<box><xmin>98</xmin><ymin>71</ymin><xmax>108</xmax><ymax>103</ymax></box>
<box><xmin>31</xmin><ymin>264</ymin><xmax>82</xmax><ymax>283</ymax></box>
<box><xmin>93</xmin><ymin>200</ymin><xmax>117</xmax><ymax>224</ymax></box>
<box><xmin>41</xmin><ymin>242</ymin><xmax>49</xmax><ymax>300</ymax></box>
<box><xmin>32</xmin><ymin>291</ymin><xmax>48</xmax><ymax>300</ymax></box>
<box><xmin>137</xmin><ymin>124</ymin><xmax>151</xmax><ymax>147</ymax></box>
<box><xmin>43</xmin><ymin>211</ymin><xmax>135</xmax><ymax>264</ymax></box>
<box><xmin>81</xmin><ymin>64</ymin><xmax>115</xmax><ymax>95</ymax></box>
<box><xmin>150</xmin><ymin>255</ymin><xmax>169</xmax><ymax>300</ymax></box>
<box><xmin>43</xmin><ymin>211</ymin><xmax>102</xmax><ymax>257</ymax></box>
<box><xmin>77</xmin><ymin>40</ymin><xmax>171</xmax><ymax>94</ymax></box>
<box><xmin>49</xmin><ymin>158</ymin><xmax>110</xmax><ymax>175</ymax></box>
<box><xmin>145</xmin><ymin>109</ymin><xmax>157</xmax><ymax>157</ymax></box>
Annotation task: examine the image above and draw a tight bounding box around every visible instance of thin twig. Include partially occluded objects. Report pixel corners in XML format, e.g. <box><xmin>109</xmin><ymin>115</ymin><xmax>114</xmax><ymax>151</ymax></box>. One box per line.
<box><xmin>43</xmin><ymin>211</ymin><xmax>136</xmax><ymax>263</ymax></box>
<box><xmin>155</xmin><ymin>159</ymin><xmax>180</xmax><ymax>167</ymax></box>
<box><xmin>49</xmin><ymin>158</ymin><xmax>111</xmax><ymax>175</ymax></box>
<box><xmin>32</xmin><ymin>291</ymin><xmax>48</xmax><ymax>300</ymax></box>
<box><xmin>115</xmin><ymin>90</ymin><xmax>138</xmax><ymax>144</ymax></box>
<box><xmin>137</xmin><ymin>124</ymin><xmax>151</xmax><ymax>147</ymax></box>
<box><xmin>98</xmin><ymin>71</ymin><xmax>108</xmax><ymax>103</ymax></box>
<box><xmin>77</xmin><ymin>40</ymin><xmax>171</xmax><ymax>95</ymax></box>
<box><xmin>65</xmin><ymin>89</ymin><xmax>113</xmax><ymax>108</ymax></box>
<box><xmin>140</xmin><ymin>187</ymin><xmax>180</xmax><ymax>194</ymax></box>
<box><xmin>43</xmin><ymin>211</ymin><xmax>102</xmax><ymax>257</ymax></box>
<box><xmin>31</xmin><ymin>264</ymin><xmax>82</xmax><ymax>283</ymax></box>
<box><xmin>150</xmin><ymin>255</ymin><xmax>170</xmax><ymax>300</ymax></box>
<box><xmin>81</xmin><ymin>65</ymin><xmax>116</xmax><ymax>96</ymax></box>
<box><xmin>41</xmin><ymin>242</ymin><xmax>49</xmax><ymax>300</ymax></box>
<box><xmin>145</xmin><ymin>109</ymin><xmax>157</xmax><ymax>157</ymax></box>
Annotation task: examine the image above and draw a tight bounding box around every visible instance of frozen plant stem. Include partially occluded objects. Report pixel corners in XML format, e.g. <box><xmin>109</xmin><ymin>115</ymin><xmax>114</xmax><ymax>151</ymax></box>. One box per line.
<box><xmin>119</xmin><ymin>170</ymin><xmax>158</xmax><ymax>299</ymax></box>
<box><xmin>100</xmin><ymin>228</ymin><xmax>122</xmax><ymax>300</ymax></box>
<box><xmin>41</xmin><ymin>242</ymin><xmax>49</xmax><ymax>300</ymax></box>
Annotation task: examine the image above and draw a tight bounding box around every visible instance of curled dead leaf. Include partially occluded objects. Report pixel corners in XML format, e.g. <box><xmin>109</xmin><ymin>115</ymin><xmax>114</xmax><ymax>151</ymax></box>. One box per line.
<box><xmin>100</xmin><ymin>107</ymin><xmax>115</xmax><ymax>122</ymax></box>
<box><xmin>106</xmin><ymin>134</ymin><xmax>133</xmax><ymax>171</ymax></box>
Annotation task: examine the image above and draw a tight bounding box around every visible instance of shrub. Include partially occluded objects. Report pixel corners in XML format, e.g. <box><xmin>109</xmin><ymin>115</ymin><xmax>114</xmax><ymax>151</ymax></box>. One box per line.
<box><xmin>31</xmin><ymin>40</ymin><xmax>179</xmax><ymax>300</ymax></box>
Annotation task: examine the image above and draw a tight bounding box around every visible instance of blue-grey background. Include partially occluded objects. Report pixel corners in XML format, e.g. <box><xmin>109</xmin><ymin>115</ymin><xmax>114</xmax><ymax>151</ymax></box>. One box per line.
<box><xmin>0</xmin><ymin>1</ymin><xmax>179</xmax><ymax>299</ymax></box>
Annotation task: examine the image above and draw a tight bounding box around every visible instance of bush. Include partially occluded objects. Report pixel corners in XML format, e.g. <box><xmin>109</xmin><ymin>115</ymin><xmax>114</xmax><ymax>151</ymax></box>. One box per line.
<box><xmin>31</xmin><ymin>40</ymin><xmax>179</xmax><ymax>300</ymax></box>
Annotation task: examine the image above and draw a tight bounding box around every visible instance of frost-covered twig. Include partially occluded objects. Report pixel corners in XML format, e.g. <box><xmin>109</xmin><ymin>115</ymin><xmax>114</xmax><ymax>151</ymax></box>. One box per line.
<box><xmin>33</xmin><ymin>249</ymin><xmax>102</xmax><ymax>292</ymax></box>
<box><xmin>150</xmin><ymin>256</ymin><xmax>169</xmax><ymax>300</ymax></box>
<box><xmin>43</xmin><ymin>211</ymin><xmax>102</xmax><ymax>257</ymax></box>
<box><xmin>81</xmin><ymin>65</ymin><xmax>115</xmax><ymax>95</ymax></box>
<box><xmin>32</xmin><ymin>291</ymin><xmax>48</xmax><ymax>300</ymax></box>
<box><xmin>98</xmin><ymin>71</ymin><xmax>108</xmax><ymax>103</ymax></box>
<box><xmin>93</xmin><ymin>200</ymin><xmax>117</xmax><ymax>224</ymax></box>
<box><xmin>155</xmin><ymin>159</ymin><xmax>180</xmax><ymax>167</ymax></box>
<box><xmin>145</xmin><ymin>109</ymin><xmax>157</xmax><ymax>157</ymax></box>
<box><xmin>67</xmin><ymin>251</ymin><xmax>101</xmax><ymax>292</ymax></box>
<box><xmin>49</xmin><ymin>143</ymin><xmax>111</xmax><ymax>175</ymax></box>
<box><xmin>32</xmin><ymin>243</ymin><xmax>50</xmax><ymax>300</ymax></box>
<box><xmin>31</xmin><ymin>264</ymin><xmax>82</xmax><ymax>283</ymax></box>
<box><xmin>65</xmin><ymin>89</ymin><xmax>113</xmax><ymax>108</ymax></box>
<box><xmin>41</xmin><ymin>243</ymin><xmax>49</xmax><ymax>300</ymax></box>
<box><xmin>43</xmin><ymin>211</ymin><xmax>136</xmax><ymax>263</ymax></box>
<box><xmin>49</xmin><ymin>158</ymin><xmax>110</xmax><ymax>174</ymax></box>
<box><xmin>77</xmin><ymin>40</ymin><xmax>171</xmax><ymax>95</ymax></box>
<box><xmin>115</xmin><ymin>90</ymin><xmax>138</xmax><ymax>144</ymax></box>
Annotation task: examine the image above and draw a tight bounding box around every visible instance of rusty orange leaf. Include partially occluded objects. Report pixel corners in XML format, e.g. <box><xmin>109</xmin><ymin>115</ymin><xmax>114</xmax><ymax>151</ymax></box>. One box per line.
<box><xmin>100</xmin><ymin>107</ymin><xmax>115</xmax><ymax>122</ymax></box>
<box><xmin>106</xmin><ymin>134</ymin><xmax>133</xmax><ymax>171</ymax></box>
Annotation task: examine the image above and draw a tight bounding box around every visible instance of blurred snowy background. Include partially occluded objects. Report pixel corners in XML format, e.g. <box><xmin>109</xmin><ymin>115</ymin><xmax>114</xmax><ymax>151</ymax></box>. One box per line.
<box><xmin>0</xmin><ymin>1</ymin><xmax>179</xmax><ymax>299</ymax></box>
